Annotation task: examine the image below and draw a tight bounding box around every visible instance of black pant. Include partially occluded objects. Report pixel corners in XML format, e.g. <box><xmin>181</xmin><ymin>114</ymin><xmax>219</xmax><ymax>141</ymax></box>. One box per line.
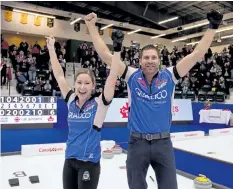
<box><xmin>126</xmin><ymin>135</ymin><xmax>178</xmax><ymax>189</ymax></box>
<box><xmin>63</xmin><ymin>158</ymin><xmax>100</xmax><ymax>189</ymax></box>
<box><xmin>1</xmin><ymin>66</ymin><xmax>7</xmax><ymax>86</ymax></box>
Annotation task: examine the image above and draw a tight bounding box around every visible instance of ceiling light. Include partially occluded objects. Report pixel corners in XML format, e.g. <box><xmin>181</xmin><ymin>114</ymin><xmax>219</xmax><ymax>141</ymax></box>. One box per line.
<box><xmin>186</xmin><ymin>41</ymin><xmax>200</xmax><ymax>45</ymax></box>
<box><xmin>216</xmin><ymin>26</ymin><xmax>233</xmax><ymax>33</ymax></box>
<box><xmin>221</xmin><ymin>34</ymin><xmax>233</xmax><ymax>39</ymax></box>
<box><xmin>158</xmin><ymin>17</ymin><xmax>178</xmax><ymax>24</ymax></box>
<box><xmin>183</xmin><ymin>22</ymin><xmax>208</xmax><ymax>30</ymax></box>
<box><xmin>70</xmin><ymin>18</ymin><xmax>82</xmax><ymax>25</ymax></box>
<box><xmin>100</xmin><ymin>24</ymin><xmax>114</xmax><ymax>30</ymax></box>
<box><xmin>13</xmin><ymin>9</ymin><xmax>56</xmax><ymax>19</ymax></box>
<box><xmin>172</xmin><ymin>38</ymin><xmax>187</xmax><ymax>42</ymax></box>
<box><xmin>127</xmin><ymin>29</ymin><xmax>142</xmax><ymax>35</ymax></box>
<box><xmin>151</xmin><ymin>34</ymin><xmax>166</xmax><ymax>39</ymax></box>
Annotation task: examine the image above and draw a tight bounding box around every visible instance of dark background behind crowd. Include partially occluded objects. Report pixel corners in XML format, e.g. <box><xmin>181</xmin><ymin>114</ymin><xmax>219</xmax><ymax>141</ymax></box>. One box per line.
<box><xmin>1</xmin><ymin>34</ymin><xmax>233</xmax><ymax>102</ymax></box>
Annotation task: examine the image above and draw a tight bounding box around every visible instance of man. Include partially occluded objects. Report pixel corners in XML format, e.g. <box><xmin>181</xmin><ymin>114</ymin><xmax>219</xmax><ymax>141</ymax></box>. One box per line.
<box><xmin>85</xmin><ymin>10</ymin><xmax>223</xmax><ymax>189</ymax></box>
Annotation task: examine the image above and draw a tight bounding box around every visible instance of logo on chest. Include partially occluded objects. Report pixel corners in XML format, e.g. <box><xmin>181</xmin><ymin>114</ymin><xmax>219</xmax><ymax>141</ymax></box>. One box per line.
<box><xmin>137</xmin><ymin>78</ymin><xmax>147</xmax><ymax>88</ymax></box>
<box><xmin>155</xmin><ymin>79</ymin><xmax>168</xmax><ymax>89</ymax></box>
<box><xmin>135</xmin><ymin>88</ymin><xmax>167</xmax><ymax>100</ymax></box>
<box><xmin>68</xmin><ymin>112</ymin><xmax>92</xmax><ymax>119</ymax></box>
<box><xmin>69</xmin><ymin>101</ymin><xmax>96</xmax><ymax>120</ymax></box>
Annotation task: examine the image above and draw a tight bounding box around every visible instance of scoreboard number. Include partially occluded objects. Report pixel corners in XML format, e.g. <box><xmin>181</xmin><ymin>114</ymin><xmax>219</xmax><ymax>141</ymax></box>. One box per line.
<box><xmin>6</xmin><ymin>97</ymin><xmax>12</xmax><ymax>103</ymax></box>
<box><xmin>50</xmin><ymin>110</ymin><xmax>55</xmax><ymax>115</ymax></box>
<box><xmin>50</xmin><ymin>97</ymin><xmax>55</xmax><ymax>103</ymax></box>
<box><xmin>0</xmin><ymin>96</ymin><xmax>57</xmax><ymax>124</ymax></box>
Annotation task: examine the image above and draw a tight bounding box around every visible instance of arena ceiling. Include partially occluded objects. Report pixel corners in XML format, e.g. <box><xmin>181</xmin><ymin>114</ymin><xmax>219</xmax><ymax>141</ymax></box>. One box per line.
<box><xmin>2</xmin><ymin>1</ymin><xmax>233</xmax><ymax>44</ymax></box>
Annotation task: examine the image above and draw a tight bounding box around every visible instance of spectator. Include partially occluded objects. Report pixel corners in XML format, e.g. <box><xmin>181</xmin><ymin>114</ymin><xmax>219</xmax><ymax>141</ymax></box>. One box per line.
<box><xmin>210</xmin><ymin>60</ymin><xmax>222</xmax><ymax>78</ymax></box>
<box><xmin>28</xmin><ymin>55</ymin><xmax>37</xmax><ymax>82</ymax></box>
<box><xmin>44</xmin><ymin>80</ymin><xmax>52</xmax><ymax>91</ymax></box>
<box><xmin>9</xmin><ymin>42</ymin><xmax>16</xmax><ymax>53</ymax></box>
<box><xmin>9</xmin><ymin>50</ymin><xmax>17</xmax><ymax>72</ymax></box>
<box><xmin>161</xmin><ymin>46</ymin><xmax>169</xmax><ymax>66</ymax></box>
<box><xmin>228</xmin><ymin>44</ymin><xmax>233</xmax><ymax>57</ymax></box>
<box><xmin>211</xmin><ymin>79</ymin><xmax>219</xmax><ymax>92</ymax></box>
<box><xmin>1</xmin><ymin>37</ymin><xmax>9</xmax><ymax>58</ymax></box>
<box><xmin>1</xmin><ymin>58</ymin><xmax>7</xmax><ymax>87</ymax></box>
<box><xmin>32</xmin><ymin>41</ymin><xmax>41</xmax><ymax>59</ymax></box>
<box><xmin>16</xmin><ymin>71</ymin><xmax>27</xmax><ymax>84</ymax></box>
<box><xmin>18</xmin><ymin>40</ymin><xmax>29</xmax><ymax>55</ymax></box>
<box><xmin>58</xmin><ymin>54</ymin><xmax>66</xmax><ymax>76</ymax></box>
<box><xmin>181</xmin><ymin>76</ymin><xmax>190</xmax><ymax>95</ymax></box>
<box><xmin>17</xmin><ymin>51</ymin><xmax>28</xmax><ymax>77</ymax></box>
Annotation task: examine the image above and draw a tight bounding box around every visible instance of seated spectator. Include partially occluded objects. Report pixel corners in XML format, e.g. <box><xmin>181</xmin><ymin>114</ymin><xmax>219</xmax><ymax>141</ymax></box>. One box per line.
<box><xmin>223</xmin><ymin>62</ymin><xmax>231</xmax><ymax>79</ymax></box>
<box><xmin>181</xmin><ymin>76</ymin><xmax>190</xmax><ymax>95</ymax></box>
<box><xmin>82</xmin><ymin>60</ymin><xmax>89</xmax><ymax>68</ymax></box>
<box><xmin>114</xmin><ymin>79</ymin><xmax>126</xmax><ymax>97</ymax></box>
<box><xmin>205</xmin><ymin>72</ymin><xmax>213</xmax><ymax>85</ymax></box>
<box><xmin>34</xmin><ymin>77</ymin><xmax>42</xmax><ymax>94</ymax></box>
<box><xmin>16</xmin><ymin>71</ymin><xmax>27</xmax><ymax>84</ymax></box>
<box><xmin>43</xmin><ymin>80</ymin><xmax>52</xmax><ymax>91</ymax></box>
<box><xmin>210</xmin><ymin>60</ymin><xmax>222</xmax><ymax>78</ymax></box>
<box><xmin>189</xmin><ymin>75</ymin><xmax>200</xmax><ymax>95</ymax></box>
<box><xmin>211</xmin><ymin>79</ymin><xmax>219</xmax><ymax>92</ymax></box>
<box><xmin>218</xmin><ymin>76</ymin><xmax>227</xmax><ymax>93</ymax></box>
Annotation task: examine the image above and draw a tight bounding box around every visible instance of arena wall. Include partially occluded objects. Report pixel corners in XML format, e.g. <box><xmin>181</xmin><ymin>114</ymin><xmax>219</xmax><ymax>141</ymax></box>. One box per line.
<box><xmin>1</xmin><ymin>11</ymin><xmax>186</xmax><ymax>52</ymax></box>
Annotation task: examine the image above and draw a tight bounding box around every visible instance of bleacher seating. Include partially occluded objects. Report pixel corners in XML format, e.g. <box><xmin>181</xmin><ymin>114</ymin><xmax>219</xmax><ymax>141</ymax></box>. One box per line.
<box><xmin>185</xmin><ymin>91</ymin><xmax>195</xmax><ymax>101</ymax></box>
<box><xmin>215</xmin><ymin>92</ymin><xmax>225</xmax><ymax>102</ymax></box>
<box><xmin>198</xmin><ymin>91</ymin><xmax>207</xmax><ymax>102</ymax></box>
<box><xmin>174</xmin><ymin>90</ymin><xmax>183</xmax><ymax>99</ymax></box>
<box><xmin>206</xmin><ymin>91</ymin><xmax>216</xmax><ymax>102</ymax></box>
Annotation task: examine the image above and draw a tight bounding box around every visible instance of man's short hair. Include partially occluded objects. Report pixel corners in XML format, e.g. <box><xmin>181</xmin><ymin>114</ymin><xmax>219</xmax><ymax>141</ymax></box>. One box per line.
<box><xmin>140</xmin><ymin>44</ymin><xmax>159</xmax><ymax>59</ymax></box>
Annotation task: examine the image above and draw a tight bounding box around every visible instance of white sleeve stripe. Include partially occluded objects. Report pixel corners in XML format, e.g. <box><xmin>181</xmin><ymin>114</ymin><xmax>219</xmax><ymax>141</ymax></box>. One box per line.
<box><xmin>125</xmin><ymin>67</ymin><xmax>138</xmax><ymax>82</ymax></box>
<box><xmin>67</xmin><ymin>93</ymin><xmax>76</xmax><ymax>109</ymax></box>
<box><xmin>166</xmin><ymin>67</ymin><xmax>179</xmax><ymax>84</ymax></box>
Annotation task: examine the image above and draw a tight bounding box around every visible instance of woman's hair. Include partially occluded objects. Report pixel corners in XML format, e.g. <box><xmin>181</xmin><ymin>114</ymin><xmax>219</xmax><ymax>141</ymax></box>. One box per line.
<box><xmin>75</xmin><ymin>68</ymin><xmax>96</xmax><ymax>85</ymax></box>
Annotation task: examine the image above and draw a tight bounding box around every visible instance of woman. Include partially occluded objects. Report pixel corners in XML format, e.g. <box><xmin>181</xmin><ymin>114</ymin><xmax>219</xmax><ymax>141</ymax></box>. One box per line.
<box><xmin>28</xmin><ymin>54</ymin><xmax>37</xmax><ymax>82</ymax></box>
<box><xmin>46</xmin><ymin>30</ymin><xmax>124</xmax><ymax>189</ymax></box>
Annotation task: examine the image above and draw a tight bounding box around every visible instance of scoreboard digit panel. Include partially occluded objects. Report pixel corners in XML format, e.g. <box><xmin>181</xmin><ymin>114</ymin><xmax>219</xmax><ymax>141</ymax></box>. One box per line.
<box><xmin>0</xmin><ymin>96</ymin><xmax>57</xmax><ymax>124</ymax></box>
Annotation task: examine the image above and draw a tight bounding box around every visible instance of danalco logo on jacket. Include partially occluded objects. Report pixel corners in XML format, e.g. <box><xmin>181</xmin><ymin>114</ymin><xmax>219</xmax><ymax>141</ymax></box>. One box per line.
<box><xmin>135</xmin><ymin>88</ymin><xmax>168</xmax><ymax>100</ymax></box>
<box><xmin>68</xmin><ymin>101</ymin><xmax>96</xmax><ymax>121</ymax></box>
<box><xmin>68</xmin><ymin>112</ymin><xmax>92</xmax><ymax>119</ymax></box>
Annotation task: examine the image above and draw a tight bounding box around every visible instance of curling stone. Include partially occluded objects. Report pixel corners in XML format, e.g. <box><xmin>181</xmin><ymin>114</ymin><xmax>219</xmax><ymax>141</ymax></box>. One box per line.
<box><xmin>102</xmin><ymin>149</ymin><xmax>114</xmax><ymax>159</ymax></box>
<box><xmin>112</xmin><ymin>145</ymin><xmax>123</xmax><ymax>154</ymax></box>
<box><xmin>194</xmin><ymin>174</ymin><xmax>212</xmax><ymax>189</ymax></box>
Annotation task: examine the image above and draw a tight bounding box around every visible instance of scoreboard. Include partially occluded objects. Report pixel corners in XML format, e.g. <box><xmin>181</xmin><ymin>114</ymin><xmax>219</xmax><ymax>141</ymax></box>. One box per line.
<box><xmin>0</xmin><ymin>96</ymin><xmax>57</xmax><ymax>124</ymax></box>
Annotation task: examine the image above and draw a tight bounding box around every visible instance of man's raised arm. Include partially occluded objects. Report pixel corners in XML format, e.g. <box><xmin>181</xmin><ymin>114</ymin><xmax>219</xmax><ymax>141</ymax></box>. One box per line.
<box><xmin>175</xmin><ymin>10</ymin><xmax>223</xmax><ymax>78</ymax></box>
<box><xmin>84</xmin><ymin>12</ymin><xmax>126</xmax><ymax>77</ymax></box>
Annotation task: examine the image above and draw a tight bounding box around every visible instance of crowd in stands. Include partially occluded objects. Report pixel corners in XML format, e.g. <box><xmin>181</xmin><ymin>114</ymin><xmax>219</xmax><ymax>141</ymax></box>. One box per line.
<box><xmin>1</xmin><ymin>34</ymin><xmax>233</xmax><ymax>102</ymax></box>
<box><xmin>172</xmin><ymin>44</ymin><xmax>233</xmax><ymax>102</ymax></box>
<box><xmin>1</xmin><ymin>36</ymin><xmax>66</xmax><ymax>96</ymax></box>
